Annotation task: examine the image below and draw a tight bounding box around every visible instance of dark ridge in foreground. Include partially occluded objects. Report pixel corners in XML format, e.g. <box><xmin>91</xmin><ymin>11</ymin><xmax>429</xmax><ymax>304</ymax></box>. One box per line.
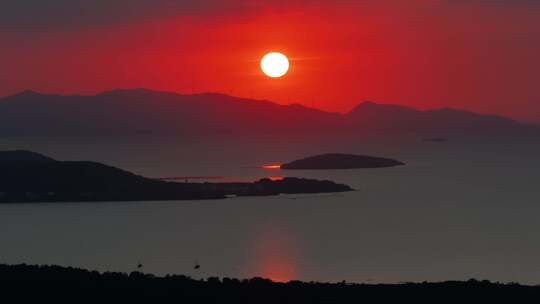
<box><xmin>1</xmin><ymin>264</ymin><xmax>538</xmax><ymax>302</ymax></box>
<box><xmin>281</xmin><ymin>153</ymin><xmax>405</xmax><ymax>170</ymax></box>
<box><xmin>0</xmin><ymin>150</ymin><xmax>353</xmax><ymax>203</ymax></box>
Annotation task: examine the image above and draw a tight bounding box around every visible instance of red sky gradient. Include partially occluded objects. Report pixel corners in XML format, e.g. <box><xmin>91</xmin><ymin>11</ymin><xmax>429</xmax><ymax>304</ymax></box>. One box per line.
<box><xmin>1</xmin><ymin>1</ymin><xmax>539</xmax><ymax>121</ymax></box>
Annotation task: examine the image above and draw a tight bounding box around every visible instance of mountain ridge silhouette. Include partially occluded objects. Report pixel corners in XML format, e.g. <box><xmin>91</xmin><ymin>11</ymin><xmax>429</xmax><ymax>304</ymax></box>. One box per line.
<box><xmin>0</xmin><ymin>89</ymin><xmax>530</xmax><ymax>137</ymax></box>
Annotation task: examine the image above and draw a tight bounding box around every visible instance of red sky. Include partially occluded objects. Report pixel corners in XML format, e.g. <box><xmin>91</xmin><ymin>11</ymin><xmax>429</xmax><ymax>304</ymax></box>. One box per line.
<box><xmin>1</xmin><ymin>0</ymin><xmax>539</xmax><ymax>121</ymax></box>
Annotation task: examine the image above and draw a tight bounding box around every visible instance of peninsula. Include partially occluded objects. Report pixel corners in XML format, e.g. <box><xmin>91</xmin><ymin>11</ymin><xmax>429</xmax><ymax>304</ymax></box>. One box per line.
<box><xmin>0</xmin><ymin>150</ymin><xmax>353</xmax><ymax>203</ymax></box>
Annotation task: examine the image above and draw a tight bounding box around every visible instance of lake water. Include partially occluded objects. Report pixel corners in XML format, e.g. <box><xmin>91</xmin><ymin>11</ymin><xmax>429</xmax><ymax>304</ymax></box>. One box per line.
<box><xmin>1</xmin><ymin>134</ymin><xmax>539</xmax><ymax>284</ymax></box>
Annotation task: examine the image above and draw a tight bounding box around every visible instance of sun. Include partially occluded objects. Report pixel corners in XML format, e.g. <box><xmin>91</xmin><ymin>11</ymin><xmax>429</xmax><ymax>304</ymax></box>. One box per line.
<box><xmin>260</xmin><ymin>52</ymin><xmax>289</xmax><ymax>78</ymax></box>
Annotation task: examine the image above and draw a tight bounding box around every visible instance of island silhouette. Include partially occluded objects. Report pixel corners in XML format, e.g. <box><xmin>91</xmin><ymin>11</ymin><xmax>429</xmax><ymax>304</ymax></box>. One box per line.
<box><xmin>281</xmin><ymin>153</ymin><xmax>405</xmax><ymax>170</ymax></box>
<box><xmin>0</xmin><ymin>150</ymin><xmax>353</xmax><ymax>203</ymax></box>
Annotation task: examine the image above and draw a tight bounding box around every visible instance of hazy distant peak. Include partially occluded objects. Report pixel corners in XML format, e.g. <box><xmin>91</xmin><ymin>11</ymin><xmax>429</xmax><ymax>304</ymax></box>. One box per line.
<box><xmin>6</xmin><ymin>90</ymin><xmax>45</xmax><ymax>99</ymax></box>
<box><xmin>349</xmin><ymin>101</ymin><xmax>420</xmax><ymax>114</ymax></box>
<box><xmin>287</xmin><ymin>103</ymin><xmax>315</xmax><ymax>111</ymax></box>
<box><xmin>18</xmin><ymin>89</ymin><xmax>41</xmax><ymax>95</ymax></box>
<box><xmin>352</xmin><ymin>100</ymin><xmax>412</xmax><ymax>109</ymax></box>
<box><xmin>428</xmin><ymin>107</ymin><xmax>519</xmax><ymax>124</ymax></box>
<box><xmin>99</xmin><ymin>88</ymin><xmax>174</xmax><ymax>97</ymax></box>
<box><xmin>430</xmin><ymin>107</ymin><xmax>472</xmax><ymax>114</ymax></box>
<box><xmin>357</xmin><ymin>100</ymin><xmax>377</xmax><ymax>106</ymax></box>
<box><xmin>3</xmin><ymin>90</ymin><xmax>88</xmax><ymax>101</ymax></box>
<box><xmin>99</xmin><ymin>89</ymin><xmax>251</xmax><ymax>103</ymax></box>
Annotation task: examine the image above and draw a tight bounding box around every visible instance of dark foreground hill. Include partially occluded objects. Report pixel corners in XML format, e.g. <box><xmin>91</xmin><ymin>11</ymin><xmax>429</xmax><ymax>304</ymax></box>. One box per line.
<box><xmin>0</xmin><ymin>264</ymin><xmax>538</xmax><ymax>302</ymax></box>
<box><xmin>0</xmin><ymin>150</ymin><xmax>353</xmax><ymax>203</ymax></box>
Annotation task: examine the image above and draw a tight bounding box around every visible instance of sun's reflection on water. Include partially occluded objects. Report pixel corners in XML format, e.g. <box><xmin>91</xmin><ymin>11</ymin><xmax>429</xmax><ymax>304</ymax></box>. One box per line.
<box><xmin>247</xmin><ymin>222</ymin><xmax>299</xmax><ymax>282</ymax></box>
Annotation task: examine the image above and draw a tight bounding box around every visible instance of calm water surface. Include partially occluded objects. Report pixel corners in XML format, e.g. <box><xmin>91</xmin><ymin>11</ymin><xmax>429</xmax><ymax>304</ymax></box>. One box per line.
<box><xmin>1</xmin><ymin>135</ymin><xmax>539</xmax><ymax>283</ymax></box>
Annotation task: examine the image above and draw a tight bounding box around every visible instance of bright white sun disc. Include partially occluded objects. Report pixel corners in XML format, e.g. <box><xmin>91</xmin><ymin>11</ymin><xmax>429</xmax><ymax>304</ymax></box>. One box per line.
<box><xmin>261</xmin><ymin>52</ymin><xmax>289</xmax><ymax>78</ymax></box>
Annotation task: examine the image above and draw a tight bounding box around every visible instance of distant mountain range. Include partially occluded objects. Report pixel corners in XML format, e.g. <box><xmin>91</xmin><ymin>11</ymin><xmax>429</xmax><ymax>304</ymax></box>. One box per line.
<box><xmin>0</xmin><ymin>89</ymin><xmax>530</xmax><ymax>137</ymax></box>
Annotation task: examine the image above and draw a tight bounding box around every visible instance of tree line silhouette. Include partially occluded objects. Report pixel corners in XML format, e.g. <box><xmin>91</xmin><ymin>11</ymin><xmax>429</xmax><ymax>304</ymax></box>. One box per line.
<box><xmin>0</xmin><ymin>264</ymin><xmax>538</xmax><ymax>302</ymax></box>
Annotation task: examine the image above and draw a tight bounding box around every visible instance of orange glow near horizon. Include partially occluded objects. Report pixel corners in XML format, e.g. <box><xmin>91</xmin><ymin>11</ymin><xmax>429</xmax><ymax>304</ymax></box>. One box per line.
<box><xmin>261</xmin><ymin>258</ymin><xmax>296</xmax><ymax>283</ymax></box>
<box><xmin>262</xmin><ymin>164</ymin><xmax>282</xmax><ymax>170</ymax></box>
